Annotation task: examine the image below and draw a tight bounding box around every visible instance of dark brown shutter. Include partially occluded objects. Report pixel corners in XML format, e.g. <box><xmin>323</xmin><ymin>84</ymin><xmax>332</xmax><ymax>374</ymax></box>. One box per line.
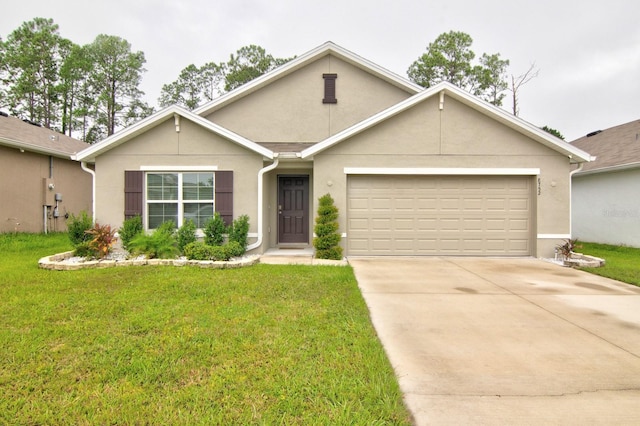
<box><xmin>214</xmin><ymin>171</ymin><xmax>233</xmax><ymax>226</ymax></box>
<box><xmin>323</xmin><ymin>73</ymin><xmax>337</xmax><ymax>104</ymax></box>
<box><xmin>124</xmin><ymin>170</ymin><xmax>143</xmax><ymax>219</ymax></box>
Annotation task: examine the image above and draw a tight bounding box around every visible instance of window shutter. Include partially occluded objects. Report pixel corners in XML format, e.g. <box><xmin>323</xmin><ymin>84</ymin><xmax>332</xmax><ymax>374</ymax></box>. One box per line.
<box><xmin>214</xmin><ymin>171</ymin><xmax>233</xmax><ymax>226</ymax></box>
<box><xmin>323</xmin><ymin>73</ymin><xmax>337</xmax><ymax>104</ymax></box>
<box><xmin>124</xmin><ymin>170</ymin><xmax>143</xmax><ymax>219</ymax></box>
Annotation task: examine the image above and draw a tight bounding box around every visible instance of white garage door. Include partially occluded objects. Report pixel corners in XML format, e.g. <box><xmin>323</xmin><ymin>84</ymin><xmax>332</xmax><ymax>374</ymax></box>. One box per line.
<box><xmin>347</xmin><ymin>175</ymin><xmax>533</xmax><ymax>256</ymax></box>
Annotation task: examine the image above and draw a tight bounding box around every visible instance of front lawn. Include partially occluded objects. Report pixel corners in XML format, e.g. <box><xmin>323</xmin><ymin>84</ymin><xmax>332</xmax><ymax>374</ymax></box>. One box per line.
<box><xmin>0</xmin><ymin>233</ymin><xmax>411</xmax><ymax>424</ymax></box>
<box><xmin>578</xmin><ymin>241</ymin><xmax>640</xmax><ymax>286</ymax></box>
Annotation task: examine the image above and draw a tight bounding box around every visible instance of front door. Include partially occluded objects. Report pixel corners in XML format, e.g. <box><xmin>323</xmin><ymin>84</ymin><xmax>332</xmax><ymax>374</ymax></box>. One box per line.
<box><xmin>278</xmin><ymin>175</ymin><xmax>309</xmax><ymax>244</ymax></box>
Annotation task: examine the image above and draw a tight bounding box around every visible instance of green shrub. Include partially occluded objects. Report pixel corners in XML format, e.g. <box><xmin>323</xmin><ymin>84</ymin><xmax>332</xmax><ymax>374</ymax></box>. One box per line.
<box><xmin>128</xmin><ymin>228</ymin><xmax>178</xmax><ymax>259</ymax></box>
<box><xmin>86</xmin><ymin>223</ymin><xmax>117</xmax><ymax>259</ymax></box>
<box><xmin>225</xmin><ymin>241</ymin><xmax>245</xmax><ymax>258</ymax></box>
<box><xmin>177</xmin><ymin>219</ymin><xmax>197</xmax><ymax>253</ymax></box>
<box><xmin>183</xmin><ymin>241</ymin><xmax>234</xmax><ymax>261</ymax></box>
<box><xmin>156</xmin><ymin>220</ymin><xmax>176</xmax><ymax>236</ymax></box>
<box><xmin>73</xmin><ymin>241</ymin><xmax>96</xmax><ymax>258</ymax></box>
<box><xmin>183</xmin><ymin>241</ymin><xmax>214</xmax><ymax>261</ymax></box>
<box><xmin>228</xmin><ymin>214</ymin><xmax>250</xmax><ymax>254</ymax></box>
<box><xmin>67</xmin><ymin>211</ymin><xmax>93</xmax><ymax>246</ymax></box>
<box><xmin>119</xmin><ymin>216</ymin><xmax>143</xmax><ymax>251</ymax></box>
<box><xmin>204</xmin><ymin>213</ymin><xmax>227</xmax><ymax>246</ymax></box>
<box><xmin>210</xmin><ymin>245</ymin><xmax>229</xmax><ymax>261</ymax></box>
<box><xmin>313</xmin><ymin>194</ymin><xmax>343</xmax><ymax>260</ymax></box>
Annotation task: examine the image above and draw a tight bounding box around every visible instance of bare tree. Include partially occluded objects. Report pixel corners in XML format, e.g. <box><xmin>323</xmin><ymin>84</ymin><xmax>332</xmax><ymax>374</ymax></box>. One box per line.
<box><xmin>510</xmin><ymin>63</ymin><xmax>539</xmax><ymax>116</ymax></box>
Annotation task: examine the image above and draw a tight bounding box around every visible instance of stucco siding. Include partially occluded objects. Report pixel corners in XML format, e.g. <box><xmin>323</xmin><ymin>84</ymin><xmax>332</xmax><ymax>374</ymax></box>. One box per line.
<box><xmin>0</xmin><ymin>145</ymin><xmax>92</xmax><ymax>233</ymax></box>
<box><xmin>312</xmin><ymin>95</ymin><xmax>572</xmax><ymax>257</ymax></box>
<box><xmin>94</xmin><ymin>118</ymin><xmax>264</xmax><ymax>233</ymax></box>
<box><xmin>205</xmin><ymin>55</ymin><xmax>412</xmax><ymax>143</ymax></box>
<box><xmin>572</xmin><ymin>168</ymin><xmax>640</xmax><ymax>247</ymax></box>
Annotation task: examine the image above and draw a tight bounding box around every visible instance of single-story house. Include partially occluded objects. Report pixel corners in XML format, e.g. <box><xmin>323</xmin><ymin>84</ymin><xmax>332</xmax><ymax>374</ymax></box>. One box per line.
<box><xmin>74</xmin><ymin>42</ymin><xmax>592</xmax><ymax>258</ymax></box>
<box><xmin>0</xmin><ymin>112</ymin><xmax>92</xmax><ymax>233</ymax></box>
<box><xmin>570</xmin><ymin>119</ymin><xmax>640</xmax><ymax>247</ymax></box>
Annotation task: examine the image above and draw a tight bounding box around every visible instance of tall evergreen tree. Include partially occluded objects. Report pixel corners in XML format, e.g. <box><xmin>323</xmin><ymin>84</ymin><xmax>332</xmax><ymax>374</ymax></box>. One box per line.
<box><xmin>2</xmin><ymin>18</ymin><xmax>68</xmax><ymax>128</ymax></box>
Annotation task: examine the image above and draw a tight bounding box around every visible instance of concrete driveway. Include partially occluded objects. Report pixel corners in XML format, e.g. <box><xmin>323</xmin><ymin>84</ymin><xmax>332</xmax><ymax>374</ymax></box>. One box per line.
<box><xmin>349</xmin><ymin>257</ymin><xmax>640</xmax><ymax>425</ymax></box>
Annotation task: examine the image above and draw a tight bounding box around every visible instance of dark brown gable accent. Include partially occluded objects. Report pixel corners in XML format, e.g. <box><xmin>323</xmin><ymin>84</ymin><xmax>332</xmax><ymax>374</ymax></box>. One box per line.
<box><xmin>214</xmin><ymin>171</ymin><xmax>233</xmax><ymax>226</ymax></box>
<box><xmin>323</xmin><ymin>73</ymin><xmax>337</xmax><ymax>104</ymax></box>
<box><xmin>124</xmin><ymin>170</ymin><xmax>143</xmax><ymax>219</ymax></box>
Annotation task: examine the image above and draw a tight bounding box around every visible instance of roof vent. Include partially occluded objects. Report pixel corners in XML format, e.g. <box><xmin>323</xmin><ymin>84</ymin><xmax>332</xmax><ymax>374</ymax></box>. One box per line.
<box><xmin>0</xmin><ymin>111</ymin><xmax>8</xmax><ymax>117</ymax></box>
<box><xmin>49</xmin><ymin>134</ymin><xmax>59</xmax><ymax>141</ymax></box>
<box><xmin>586</xmin><ymin>130</ymin><xmax>602</xmax><ymax>137</ymax></box>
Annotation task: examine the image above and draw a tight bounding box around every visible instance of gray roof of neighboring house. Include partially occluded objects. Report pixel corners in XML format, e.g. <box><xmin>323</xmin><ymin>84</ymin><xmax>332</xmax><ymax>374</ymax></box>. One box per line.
<box><xmin>0</xmin><ymin>113</ymin><xmax>89</xmax><ymax>159</ymax></box>
<box><xmin>570</xmin><ymin>119</ymin><xmax>640</xmax><ymax>174</ymax></box>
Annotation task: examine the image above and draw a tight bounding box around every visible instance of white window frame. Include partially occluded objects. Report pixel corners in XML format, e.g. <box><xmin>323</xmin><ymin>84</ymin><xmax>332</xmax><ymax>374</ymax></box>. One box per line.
<box><xmin>145</xmin><ymin>171</ymin><xmax>215</xmax><ymax>230</ymax></box>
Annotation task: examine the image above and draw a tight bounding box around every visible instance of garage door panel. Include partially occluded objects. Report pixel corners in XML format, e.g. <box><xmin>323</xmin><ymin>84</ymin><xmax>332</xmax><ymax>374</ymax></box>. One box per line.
<box><xmin>348</xmin><ymin>175</ymin><xmax>533</xmax><ymax>256</ymax></box>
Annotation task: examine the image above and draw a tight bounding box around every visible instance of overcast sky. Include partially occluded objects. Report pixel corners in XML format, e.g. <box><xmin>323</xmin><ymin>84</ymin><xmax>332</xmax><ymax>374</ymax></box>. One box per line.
<box><xmin>2</xmin><ymin>0</ymin><xmax>639</xmax><ymax>140</ymax></box>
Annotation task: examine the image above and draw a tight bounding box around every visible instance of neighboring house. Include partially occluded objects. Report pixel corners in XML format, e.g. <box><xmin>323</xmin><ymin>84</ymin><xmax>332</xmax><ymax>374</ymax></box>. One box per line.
<box><xmin>570</xmin><ymin>119</ymin><xmax>640</xmax><ymax>247</ymax></box>
<box><xmin>0</xmin><ymin>112</ymin><xmax>92</xmax><ymax>233</ymax></box>
<box><xmin>74</xmin><ymin>42</ymin><xmax>592</xmax><ymax>258</ymax></box>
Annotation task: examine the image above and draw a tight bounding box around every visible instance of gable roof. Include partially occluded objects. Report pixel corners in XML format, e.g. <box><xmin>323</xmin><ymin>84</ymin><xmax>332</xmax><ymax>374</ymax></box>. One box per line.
<box><xmin>73</xmin><ymin>105</ymin><xmax>274</xmax><ymax>162</ymax></box>
<box><xmin>301</xmin><ymin>81</ymin><xmax>594</xmax><ymax>163</ymax></box>
<box><xmin>570</xmin><ymin>119</ymin><xmax>640</xmax><ymax>174</ymax></box>
<box><xmin>0</xmin><ymin>113</ymin><xmax>89</xmax><ymax>159</ymax></box>
<box><xmin>193</xmin><ymin>41</ymin><xmax>422</xmax><ymax>117</ymax></box>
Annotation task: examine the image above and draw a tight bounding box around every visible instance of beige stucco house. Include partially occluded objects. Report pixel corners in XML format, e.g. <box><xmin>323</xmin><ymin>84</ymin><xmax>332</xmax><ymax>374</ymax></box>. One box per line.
<box><xmin>0</xmin><ymin>112</ymin><xmax>92</xmax><ymax>233</ymax></box>
<box><xmin>74</xmin><ymin>42</ymin><xmax>592</xmax><ymax>257</ymax></box>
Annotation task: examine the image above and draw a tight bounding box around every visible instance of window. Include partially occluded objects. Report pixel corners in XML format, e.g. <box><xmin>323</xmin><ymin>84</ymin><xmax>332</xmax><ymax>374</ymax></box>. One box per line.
<box><xmin>146</xmin><ymin>172</ymin><xmax>214</xmax><ymax>229</ymax></box>
<box><xmin>323</xmin><ymin>73</ymin><xmax>337</xmax><ymax>104</ymax></box>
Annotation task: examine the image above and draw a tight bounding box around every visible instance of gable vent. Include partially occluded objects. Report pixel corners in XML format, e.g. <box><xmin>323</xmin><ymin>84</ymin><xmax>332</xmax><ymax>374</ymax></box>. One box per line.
<box><xmin>323</xmin><ymin>73</ymin><xmax>337</xmax><ymax>104</ymax></box>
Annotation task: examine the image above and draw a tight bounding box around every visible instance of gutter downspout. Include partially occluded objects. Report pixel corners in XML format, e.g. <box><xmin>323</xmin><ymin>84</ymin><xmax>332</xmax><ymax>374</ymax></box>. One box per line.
<box><xmin>80</xmin><ymin>161</ymin><xmax>96</xmax><ymax>224</ymax></box>
<box><xmin>246</xmin><ymin>156</ymin><xmax>279</xmax><ymax>252</ymax></box>
<box><xmin>569</xmin><ymin>162</ymin><xmax>585</xmax><ymax>238</ymax></box>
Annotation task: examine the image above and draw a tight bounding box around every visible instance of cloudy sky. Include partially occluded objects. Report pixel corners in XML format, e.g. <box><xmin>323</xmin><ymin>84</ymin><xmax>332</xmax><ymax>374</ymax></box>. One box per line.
<box><xmin>2</xmin><ymin>0</ymin><xmax>639</xmax><ymax>140</ymax></box>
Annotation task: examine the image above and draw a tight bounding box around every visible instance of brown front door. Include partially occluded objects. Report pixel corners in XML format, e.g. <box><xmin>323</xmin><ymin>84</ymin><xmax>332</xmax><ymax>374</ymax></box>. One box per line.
<box><xmin>278</xmin><ymin>175</ymin><xmax>309</xmax><ymax>244</ymax></box>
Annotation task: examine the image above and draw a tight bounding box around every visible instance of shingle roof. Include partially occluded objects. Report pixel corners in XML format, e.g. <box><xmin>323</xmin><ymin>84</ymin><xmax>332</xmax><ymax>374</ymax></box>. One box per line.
<box><xmin>0</xmin><ymin>113</ymin><xmax>89</xmax><ymax>158</ymax></box>
<box><xmin>570</xmin><ymin>119</ymin><xmax>640</xmax><ymax>173</ymax></box>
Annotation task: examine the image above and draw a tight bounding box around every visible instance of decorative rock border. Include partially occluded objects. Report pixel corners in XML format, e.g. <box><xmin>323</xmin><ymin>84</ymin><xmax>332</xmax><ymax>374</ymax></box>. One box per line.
<box><xmin>563</xmin><ymin>253</ymin><xmax>606</xmax><ymax>268</ymax></box>
<box><xmin>38</xmin><ymin>251</ymin><xmax>260</xmax><ymax>271</ymax></box>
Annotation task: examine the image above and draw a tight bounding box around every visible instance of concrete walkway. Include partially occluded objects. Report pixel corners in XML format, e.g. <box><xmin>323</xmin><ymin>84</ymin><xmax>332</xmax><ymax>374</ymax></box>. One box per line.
<box><xmin>349</xmin><ymin>257</ymin><xmax>640</xmax><ymax>425</ymax></box>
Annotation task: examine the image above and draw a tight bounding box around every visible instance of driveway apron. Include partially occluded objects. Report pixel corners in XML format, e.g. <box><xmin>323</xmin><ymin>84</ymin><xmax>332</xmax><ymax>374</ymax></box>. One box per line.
<box><xmin>349</xmin><ymin>257</ymin><xmax>640</xmax><ymax>425</ymax></box>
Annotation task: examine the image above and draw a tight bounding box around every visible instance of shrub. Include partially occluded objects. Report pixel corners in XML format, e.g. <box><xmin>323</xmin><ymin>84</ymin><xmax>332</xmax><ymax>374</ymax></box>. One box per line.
<box><xmin>128</xmin><ymin>227</ymin><xmax>178</xmax><ymax>259</ymax></box>
<box><xmin>119</xmin><ymin>216</ymin><xmax>143</xmax><ymax>251</ymax></box>
<box><xmin>183</xmin><ymin>241</ymin><xmax>214</xmax><ymax>261</ymax></box>
<box><xmin>313</xmin><ymin>194</ymin><xmax>343</xmax><ymax>260</ymax></box>
<box><xmin>183</xmin><ymin>241</ymin><xmax>235</xmax><ymax>261</ymax></box>
<box><xmin>204</xmin><ymin>213</ymin><xmax>227</xmax><ymax>246</ymax></box>
<box><xmin>156</xmin><ymin>220</ymin><xmax>176</xmax><ymax>236</ymax></box>
<box><xmin>73</xmin><ymin>241</ymin><xmax>96</xmax><ymax>258</ymax></box>
<box><xmin>67</xmin><ymin>211</ymin><xmax>93</xmax><ymax>246</ymax></box>
<box><xmin>177</xmin><ymin>219</ymin><xmax>197</xmax><ymax>253</ymax></box>
<box><xmin>225</xmin><ymin>241</ymin><xmax>245</xmax><ymax>258</ymax></box>
<box><xmin>86</xmin><ymin>223</ymin><xmax>117</xmax><ymax>259</ymax></box>
<box><xmin>210</xmin><ymin>245</ymin><xmax>230</xmax><ymax>261</ymax></box>
<box><xmin>228</xmin><ymin>214</ymin><xmax>250</xmax><ymax>254</ymax></box>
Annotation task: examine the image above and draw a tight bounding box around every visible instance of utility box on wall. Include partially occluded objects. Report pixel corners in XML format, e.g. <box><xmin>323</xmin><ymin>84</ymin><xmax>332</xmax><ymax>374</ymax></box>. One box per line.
<box><xmin>43</xmin><ymin>178</ymin><xmax>55</xmax><ymax>206</ymax></box>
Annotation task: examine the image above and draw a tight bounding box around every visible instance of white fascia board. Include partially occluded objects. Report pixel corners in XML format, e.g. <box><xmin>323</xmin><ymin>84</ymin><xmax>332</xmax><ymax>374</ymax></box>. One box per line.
<box><xmin>1</xmin><ymin>137</ymin><xmax>74</xmax><ymax>159</ymax></box>
<box><xmin>572</xmin><ymin>161</ymin><xmax>640</xmax><ymax>177</ymax></box>
<box><xmin>74</xmin><ymin>105</ymin><xmax>273</xmax><ymax>162</ymax></box>
<box><xmin>537</xmin><ymin>234</ymin><xmax>571</xmax><ymax>239</ymax></box>
<box><xmin>194</xmin><ymin>41</ymin><xmax>421</xmax><ymax>117</ymax></box>
<box><xmin>344</xmin><ymin>167</ymin><xmax>541</xmax><ymax>175</ymax></box>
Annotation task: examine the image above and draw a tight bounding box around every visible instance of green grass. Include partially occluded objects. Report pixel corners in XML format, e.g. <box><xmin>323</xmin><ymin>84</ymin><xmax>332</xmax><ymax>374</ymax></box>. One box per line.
<box><xmin>0</xmin><ymin>233</ymin><xmax>411</xmax><ymax>425</ymax></box>
<box><xmin>578</xmin><ymin>241</ymin><xmax>640</xmax><ymax>286</ymax></box>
